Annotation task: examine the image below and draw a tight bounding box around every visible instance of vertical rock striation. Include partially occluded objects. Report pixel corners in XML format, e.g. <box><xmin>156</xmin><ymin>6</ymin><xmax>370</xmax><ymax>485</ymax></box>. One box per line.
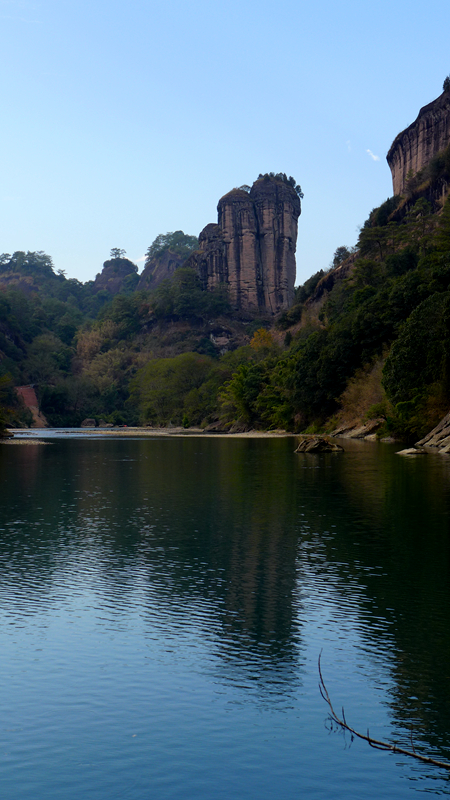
<box><xmin>387</xmin><ymin>90</ymin><xmax>450</xmax><ymax>197</ymax></box>
<box><xmin>250</xmin><ymin>178</ymin><xmax>300</xmax><ymax>313</ymax></box>
<box><xmin>194</xmin><ymin>223</ymin><xmax>227</xmax><ymax>290</ymax></box>
<box><xmin>217</xmin><ymin>188</ymin><xmax>262</xmax><ymax>310</ymax></box>
<box><xmin>188</xmin><ymin>176</ymin><xmax>300</xmax><ymax>315</ymax></box>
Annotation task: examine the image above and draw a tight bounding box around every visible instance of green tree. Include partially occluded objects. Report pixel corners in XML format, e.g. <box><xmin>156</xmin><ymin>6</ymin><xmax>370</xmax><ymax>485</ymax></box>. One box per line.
<box><xmin>24</xmin><ymin>334</ymin><xmax>72</xmax><ymax>384</ymax></box>
<box><xmin>145</xmin><ymin>231</ymin><xmax>198</xmax><ymax>264</ymax></box>
<box><xmin>257</xmin><ymin>172</ymin><xmax>304</xmax><ymax>198</ymax></box>
<box><xmin>332</xmin><ymin>246</ymin><xmax>351</xmax><ymax>267</ymax></box>
<box><xmin>129</xmin><ymin>352</ymin><xmax>224</xmax><ymax>426</ymax></box>
<box><xmin>383</xmin><ymin>292</ymin><xmax>450</xmax><ymax>407</ymax></box>
<box><xmin>150</xmin><ymin>268</ymin><xmax>230</xmax><ymax>321</ymax></box>
<box><xmin>219</xmin><ymin>362</ymin><xmax>266</xmax><ymax>426</ymax></box>
<box><xmin>7</xmin><ymin>251</ymin><xmax>55</xmax><ymax>278</ymax></box>
<box><xmin>295</xmin><ymin>270</ymin><xmax>325</xmax><ymax>303</ymax></box>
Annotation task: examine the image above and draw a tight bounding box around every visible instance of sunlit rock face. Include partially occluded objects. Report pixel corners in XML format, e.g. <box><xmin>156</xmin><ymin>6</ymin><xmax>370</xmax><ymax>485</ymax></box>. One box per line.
<box><xmin>250</xmin><ymin>178</ymin><xmax>300</xmax><ymax>313</ymax></box>
<box><xmin>190</xmin><ymin>177</ymin><xmax>300</xmax><ymax>315</ymax></box>
<box><xmin>387</xmin><ymin>91</ymin><xmax>450</xmax><ymax>196</ymax></box>
<box><xmin>217</xmin><ymin>188</ymin><xmax>261</xmax><ymax>311</ymax></box>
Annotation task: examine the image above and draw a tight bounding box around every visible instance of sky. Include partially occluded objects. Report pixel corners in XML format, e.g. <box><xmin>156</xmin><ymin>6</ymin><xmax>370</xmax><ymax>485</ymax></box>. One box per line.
<box><xmin>1</xmin><ymin>0</ymin><xmax>449</xmax><ymax>286</ymax></box>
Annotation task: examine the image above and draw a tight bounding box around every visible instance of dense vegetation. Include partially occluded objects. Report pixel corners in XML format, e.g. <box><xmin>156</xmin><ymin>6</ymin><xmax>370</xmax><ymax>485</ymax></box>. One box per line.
<box><xmin>145</xmin><ymin>231</ymin><xmax>199</xmax><ymax>264</ymax></box>
<box><xmin>1</xmin><ymin>177</ymin><xmax>450</xmax><ymax>440</ymax></box>
<box><xmin>257</xmin><ymin>172</ymin><xmax>304</xmax><ymax>199</ymax></box>
<box><xmin>0</xmin><ymin>236</ymin><xmax>241</xmax><ymax>427</ymax></box>
<box><xmin>232</xmin><ymin>194</ymin><xmax>450</xmax><ymax>438</ymax></box>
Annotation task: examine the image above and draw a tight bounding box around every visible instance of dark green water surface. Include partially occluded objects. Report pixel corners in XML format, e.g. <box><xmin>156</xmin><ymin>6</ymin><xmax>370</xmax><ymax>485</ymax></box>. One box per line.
<box><xmin>1</xmin><ymin>434</ymin><xmax>450</xmax><ymax>798</ymax></box>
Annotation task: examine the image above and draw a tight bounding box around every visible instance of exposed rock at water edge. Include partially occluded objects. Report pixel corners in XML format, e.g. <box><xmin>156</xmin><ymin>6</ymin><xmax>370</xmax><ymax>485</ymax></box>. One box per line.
<box><xmin>295</xmin><ymin>436</ymin><xmax>344</xmax><ymax>453</ymax></box>
<box><xmin>416</xmin><ymin>410</ymin><xmax>450</xmax><ymax>453</ymax></box>
<box><xmin>329</xmin><ymin>419</ymin><xmax>383</xmax><ymax>440</ymax></box>
<box><xmin>396</xmin><ymin>447</ymin><xmax>426</xmax><ymax>456</ymax></box>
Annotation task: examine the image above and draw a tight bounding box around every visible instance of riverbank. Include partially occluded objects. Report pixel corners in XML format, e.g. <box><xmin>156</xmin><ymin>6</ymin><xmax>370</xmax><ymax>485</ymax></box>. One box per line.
<box><xmin>7</xmin><ymin>426</ymin><xmax>295</xmax><ymax>440</ymax></box>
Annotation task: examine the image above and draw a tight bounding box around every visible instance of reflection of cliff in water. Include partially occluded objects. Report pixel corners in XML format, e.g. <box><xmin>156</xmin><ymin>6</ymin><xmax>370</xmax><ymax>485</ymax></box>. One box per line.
<box><xmin>131</xmin><ymin>438</ymin><xmax>305</xmax><ymax>695</ymax></box>
<box><xmin>3</xmin><ymin>436</ymin><xmax>450</xmax><ymax>747</ymax></box>
<box><xmin>0</xmin><ymin>438</ymin><xmax>304</xmax><ymax>698</ymax></box>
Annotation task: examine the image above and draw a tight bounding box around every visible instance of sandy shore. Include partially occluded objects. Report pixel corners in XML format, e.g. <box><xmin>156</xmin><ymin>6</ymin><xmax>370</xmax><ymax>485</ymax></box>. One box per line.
<box><xmin>0</xmin><ymin>439</ymin><xmax>51</xmax><ymax>445</ymax></box>
<box><xmin>7</xmin><ymin>426</ymin><xmax>295</xmax><ymax>440</ymax></box>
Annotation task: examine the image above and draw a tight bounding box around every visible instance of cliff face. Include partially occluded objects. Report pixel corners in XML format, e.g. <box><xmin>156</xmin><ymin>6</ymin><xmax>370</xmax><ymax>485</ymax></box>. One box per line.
<box><xmin>387</xmin><ymin>91</ymin><xmax>450</xmax><ymax>196</ymax></box>
<box><xmin>138</xmin><ymin>249</ymin><xmax>186</xmax><ymax>291</ymax></box>
<box><xmin>188</xmin><ymin>177</ymin><xmax>300</xmax><ymax>315</ymax></box>
<box><xmin>250</xmin><ymin>179</ymin><xmax>300</xmax><ymax>313</ymax></box>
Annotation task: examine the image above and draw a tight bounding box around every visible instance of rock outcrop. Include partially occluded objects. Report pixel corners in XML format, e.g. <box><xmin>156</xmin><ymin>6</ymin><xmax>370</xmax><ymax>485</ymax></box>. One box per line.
<box><xmin>396</xmin><ymin>447</ymin><xmax>426</xmax><ymax>456</ymax></box>
<box><xmin>91</xmin><ymin>257</ymin><xmax>139</xmax><ymax>295</ymax></box>
<box><xmin>387</xmin><ymin>90</ymin><xmax>450</xmax><ymax>197</ymax></box>
<box><xmin>0</xmin><ymin>271</ymin><xmax>42</xmax><ymax>295</ymax></box>
<box><xmin>295</xmin><ymin>436</ymin><xmax>343</xmax><ymax>453</ymax></box>
<box><xmin>81</xmin><ymin>418</ymin><xmax>97</xmax><ymax>427</ymax></box>
<box><xmin>187</xmin><ymin>176</ymin><xmax>301</xmax><ymax>315</ymax></box>
<box><xmin>138</xmin><ymin>249</ymin><xmax>187</xmax><ymax>291</ymax></box>
<box><xmin>416</xmin><ymin>410</ymin><xmax>450</xmax><ymax>453</ymax></box>
<box><xmin>329</xmin><ymin>419</ymin><xmax>383</xmax><ymax>440</ymax></box>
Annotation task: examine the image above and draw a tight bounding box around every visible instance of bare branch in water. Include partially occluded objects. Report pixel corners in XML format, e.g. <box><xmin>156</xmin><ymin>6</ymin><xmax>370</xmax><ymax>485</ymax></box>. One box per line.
<box><xmin>318</xmin><ymin>651</ymin><xmax>450</xmax><ymax>771</ymax></box>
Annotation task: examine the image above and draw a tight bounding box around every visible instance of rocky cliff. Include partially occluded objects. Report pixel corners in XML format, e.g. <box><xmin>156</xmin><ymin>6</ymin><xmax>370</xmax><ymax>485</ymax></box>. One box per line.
<box><xmin>387</xmin><ymin>90</ymin><xmax>450</xmax><ymax>196</ymax></box>
<box><xmin>187</xmin><ymin>176</ymin><xmax>301</xmax><ymax>315</ymax></box>
<box><xmin>91</xmin><ymin>257</ymin><xmax>139</xmax><ymax>295</ymax></box>
<box><xmin>138</xmin><ymin>249</ymin><xmax>186</xmax><ymax>291</ymax></box>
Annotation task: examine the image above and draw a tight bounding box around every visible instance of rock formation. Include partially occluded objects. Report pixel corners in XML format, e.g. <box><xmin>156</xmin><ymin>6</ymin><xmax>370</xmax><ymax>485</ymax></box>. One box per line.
<box><xmin>416</xmin><ymin>410</ymin><xmax>450</xmax><ymax>453</ymax></box>
<box><xmin>138</xmin><ymin>249</ymin><xmax>186</xmax><ymax>291</ymax></box>
<box><xmin>186</xmin><ymin>176</ymin><xmax>301</xmax><ymax>315</ymax></box>
<box><xmin>387</xmin><ymin>90</ymin><xmax>450</xmax><ymax>196</ymax></box>
<box><xmin>295</xmin><ymin>436</ymin><xmax>343</xmax><ymax>453</ymax></box>
<box><xmin>91</xmin><ymin>257</ymin><xmax>139</xmax><ymax>295</ymax></box>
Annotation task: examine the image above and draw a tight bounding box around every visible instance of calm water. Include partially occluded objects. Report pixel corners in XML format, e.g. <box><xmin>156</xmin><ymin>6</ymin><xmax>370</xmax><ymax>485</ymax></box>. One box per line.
<box><xmin>1</xmin><ymin>435</ymin><xmax>450</xmax><ymax>798</ymax></box>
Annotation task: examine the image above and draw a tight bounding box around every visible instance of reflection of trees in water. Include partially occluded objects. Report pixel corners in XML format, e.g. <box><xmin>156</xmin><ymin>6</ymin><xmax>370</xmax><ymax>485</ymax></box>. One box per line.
<box><xmin>0</xmin><ymin>438</ymin><xmax>305</xmax><ymax>698</ymax></box>
<box><xmin>294</xmin><ymin>441</ymin><xmax>450</xmax><ymax>760</ymax></box>
<box><xmin>0</xmin><ymin>443</ymin><xmax>66</xmax><ymax>599</ymax></box>
<box><xmin>129</xmin><ymin>438</ymin><xmax>305</xmax><ymax>697</ymax></box>
<box><xmin>3</xmin><ymin>436</ymin><xmax>450</xmax><ymax>747</ymax></box>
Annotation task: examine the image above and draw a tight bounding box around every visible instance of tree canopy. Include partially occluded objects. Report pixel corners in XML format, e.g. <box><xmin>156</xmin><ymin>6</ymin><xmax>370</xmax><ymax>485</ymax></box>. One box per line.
<box><xmin>145</xmin><ymin>231</ymin><xmax>199</xmax><ymax>264</ymax></box>
<box><xmin>257</xmin><ymin>172</ymin><xmax>304</xmax><ymax>199</ymax></box>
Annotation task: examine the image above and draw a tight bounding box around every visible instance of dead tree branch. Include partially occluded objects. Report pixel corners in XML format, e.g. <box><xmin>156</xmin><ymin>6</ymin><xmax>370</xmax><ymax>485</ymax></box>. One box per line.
<box><xmin>318</xmin><ymin>651</ymin><xmax>450</xmax><ymax>771</ymax></box>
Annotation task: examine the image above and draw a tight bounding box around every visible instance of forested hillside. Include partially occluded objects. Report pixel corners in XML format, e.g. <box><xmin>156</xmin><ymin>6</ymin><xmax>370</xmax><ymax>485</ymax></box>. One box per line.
<box><xmin>1</xmin><ymin>186</ymin><xmax>450</xmax><ymax>439</ymax></box>
<box><xmin>0</xmin><ymin>238</ymin><xmax>253</xmax><ymax>430</ymax></box>
<box><xmin>233</xmin><ymin>192</ymin><xmax>450</xmax><ymax>439</ymax></box>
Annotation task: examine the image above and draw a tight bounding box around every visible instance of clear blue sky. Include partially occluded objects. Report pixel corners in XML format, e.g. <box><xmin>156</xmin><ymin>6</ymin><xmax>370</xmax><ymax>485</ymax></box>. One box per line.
<box><xmin>1</xmin><ymin>0</ymin><xmax>448</xmax><ymax>285</ymax></box>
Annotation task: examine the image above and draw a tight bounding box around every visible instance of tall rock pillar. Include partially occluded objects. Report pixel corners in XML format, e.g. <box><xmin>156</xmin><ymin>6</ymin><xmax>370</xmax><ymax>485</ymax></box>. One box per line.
<box><xmin>250</xmin><ymin>178</ymin><xmax>300</xmax><ymax>314</ymax></box>
<box><xmin>217</xmin><ymin>189</ymin><xmax>261</xmax><ymax>310</ymax></box>
<box><xmin>188</xmin><ymin>175</ymin><xmax>301</xmax><ymax>315</ymax></box>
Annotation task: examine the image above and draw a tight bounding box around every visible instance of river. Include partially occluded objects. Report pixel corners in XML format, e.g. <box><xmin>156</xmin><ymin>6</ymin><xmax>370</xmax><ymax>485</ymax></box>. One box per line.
<box><xmin>1</xmin><ymin>434</ymin><xmax>450</xmax><ymax>798</ymax></box>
